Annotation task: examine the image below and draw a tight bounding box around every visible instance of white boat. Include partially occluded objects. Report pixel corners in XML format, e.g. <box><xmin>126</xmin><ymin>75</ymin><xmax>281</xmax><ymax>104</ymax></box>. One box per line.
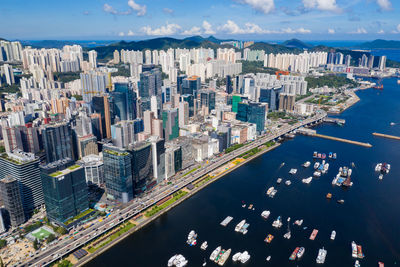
<box><xmin>355</xmin><ymin>260</ymin><xmax>360</xmax><ymax>267</ymax></box>
<box><xmin>266</xmin><ymin>187</ymin><xmax>275</xmax><ymax>196</ymax></box>
<box><xmin>324</xmin><ymin>163</ymin><xmax>329</xmax><ymax>172</ymax></box>
<box><xmin>239</xmin><ymin>251</ymin><xmax>250</xmax><ymax>263</ymax></box>
<box><xmin>287</xmin><ymin>217</ymin><xmax>291</xmax><ymax>222</ymax></box>
<box><xmin>261</xmin><ymin>210</ymin><xmax>270</xmax><ymax>219</ymax></box>
<box><xmin>332</xmin><ymin>175</ymin><xmax>339</xmax><ymax>185</ymax></box>
<box><xmin>314</xmin><ymin>162</ymin><xmax>320</xmax><ymax>169</ymax></box>
<box><xmin>313</xmin><ymin>171</ymin><xmax>321</xmax><ymax>177</ymax></box>
<box><xmin>201</xmin><ymin>241</ymin><xmax>208</xmax><ymax>250</ymax></box>
<box><xmin>266</xmin><ymin>256</ymin><xmax>271</xmax><ymax>261</ymax></box>
<box><xmin>303</xmin><ymin>161</ymin><xmax>311</xmax><ymax>168</ymax></box>
<box><xmin>302</xmin><ymin>177</ymin><xmax>312</xmax><ymax>184</ymax></box>
<box><xmin>168</xmin><ymin>254</ymin><xmax>188</xmax><ymax>267</ymax></box>
<box><xmin>285</xmin><ymin>180</ymin><xmax>291</xmax><ymax>186</ymax></box>
<box><xmin>276</xmin><ymin>178</ymin><xmax>282</xmax><ymax>184</ymax></box>
<box><xmin>283</xmin><ymin>231</ymin><xmax>291</xmax><ymax>239</ymax></box>
<box><xmin>330</xmin><ymin>230</ymin><xmax>336</xmax><ymax>240</ymax></box>
<box><xmin>203</xmin><ymin>259</ymin><xmax>207</xmax><ymax>266</ymax></box>
<box><xmin>351</xmin><ymin>241</ymin><xmax>357</xmax><ymax>258</ymax></box>
<box><xmin>168</xmin><ymin>255</ymin><xmax>177</xmax><ymax>267</ymax></box>
<box><xmin>297</xmin><ymin>247</ymin><xmax>305</xmax><ymax>258</ymax></box>
<box><xmin>269</xmin><ymin>189</ymin><xmax>277</xmax><ymax>198</ymax></box>
<box><xmin>379</xmin><ymin>174</ymin><xmax>383</xmax><ymax>180</ymax></box>
<box><xmin>232</xmin><ymin>252</ymin><xmax>242</xmax><ymax>262</ymax></box>
<box><xmin>272</xmin><ymin>216</ymin><xmax>282</xmax><ymax>228</ymax></box>
<box><xmin>235</xmin><ymin>220</ymin><xmax>246</xmax><ymax>232</ymax></box>
<box><xmin>294</xmin><ymin>219</ymin><xmax>303</xmax><ymax>226</ymax></box>
<box><xmin>375</xmin><ymin>163</ymin><xmax>382</xmax><ymax>172</ymax></box>
<box><xmin>210</xmin><ymin>246</ymin><xmax>221</xmax><ymax>261</ymax></box>
<box><xmin>316</xmin><ymin>248</ymin><xmax>327</xmax><ymax>264</ymax></box>
<box><xmin>186</xmin><ymin>230</ymin><xmax>197</xmax><ymax>245</ymax></box>
<box><xmin>289</xmin><ymin>168</ymin><xmax>297</xmax><ymax>174</ymax></box>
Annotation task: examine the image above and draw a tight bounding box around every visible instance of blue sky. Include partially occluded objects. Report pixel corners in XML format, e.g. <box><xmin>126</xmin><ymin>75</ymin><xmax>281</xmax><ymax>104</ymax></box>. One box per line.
<box><xmin>1</xmin><ymin>0</ymin><xmax>400</xmax><ymax>40</ymax></box>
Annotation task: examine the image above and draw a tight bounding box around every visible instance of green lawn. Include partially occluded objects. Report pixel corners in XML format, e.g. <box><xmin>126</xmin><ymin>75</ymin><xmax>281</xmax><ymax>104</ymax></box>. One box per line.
<box><xmin>31</xmin><ymin>228</ymin><xmax>52</xmax><ymax>240</ymax></box>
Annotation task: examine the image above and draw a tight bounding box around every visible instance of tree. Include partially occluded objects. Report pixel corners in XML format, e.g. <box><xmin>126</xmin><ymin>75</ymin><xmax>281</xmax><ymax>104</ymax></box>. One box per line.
<box><xmin>33</xmin><ymin>238</ymin><xmax>39</xmax><ymax>250</ymax></box>
<box><xmin>46</xmin><ymin>234</ymin><xmax>56</xmax><ymax>244</ymax></box>
<box><xmin>58</xmin><ymin>259</ymin><xmax>73</xmax><ymax>267</ymax></box>
<box><xmin>0</xmin><ymin>239</ymin><xmax>6</xmax><ymax>249</ymax></box>
<box><xmin>57</xmin><ymin>227</ymin><xmax>67</xmax><ymax>235</ymax></box>
<box><xmin>0</xmin><ymin>255</ymin><xmax>3</xmax><ymax>267</ymax></box>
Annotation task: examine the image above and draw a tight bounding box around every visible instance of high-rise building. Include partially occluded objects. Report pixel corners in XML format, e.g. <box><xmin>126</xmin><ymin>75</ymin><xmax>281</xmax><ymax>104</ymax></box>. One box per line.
<box><xmin>1</xmin><ymin>64</ymin><xmax>15</xmax><ymax>85</ymax></box>
<box><xmin>92</xmin><ymin>95</ymin><xmax>112</xmax><ymax>139</ymax></box>
<box><xmin>40</xmin><ymin>160</ymin><xmax>89</xmax><ymax>225</ymax></box>
<box><xmin>178</xmin><ymin>101</ymin><xmax>189</xmax><ymax>127</ymax></box>
<box><xmin>181</xmin><ymin>94</ymin><xmax>195</xmax><ymax>117</ymax></box>
<box><xmin>41</xmin><ymin>122</ymin><xmax>75</xmax><ymax>163</ymax></box>
<box><xmin>103</xmin><ymin>145</ymin><xmax>133</xmax><ymax>202</ymax></box>
<box><xmin>378</xmin><ymin>56</ymin><xmax>386</xmax><ymax>71</ymax></box>
<box><xmin>368</xmin><ymin>55</ymin><xmax>374</xmax><ymax>69</ymax></box>
<box><xmin>226</xmin><ymin>75</ymin><xmax>233</xmax><ymax>94</ymax></box>
<box><xmin>151</xmin><ymin>137</ymin><xmax>166</xmax><ymax>183</ymax></box>
<box><xmin>113</xmin><ymin>50</ymin><xmax>120</xmax><ymax>64</ymax></box>
<box><xmin>79</xmin><ymin>154</ymin><xmax>104</xmax><ymax>186</ymax></box>
<box><xmin>231</xmin><ymin>95</ymin><xmax>242</xmax><ymax>113</ymax></box>
<box><xmin>162</xmin><ymin>108</ymin><xmax>179</xmax><ymax>141</ymax></box>
<box><xmin>80</xmin><ymin>72</ymin><xmax>107</xmax><ymax>102</ymax></box>
<box><xmin>200</xmin><ymin>90</ymin><xmax>216</xmax><ymax>112</ymax></box>
<box><xmin>88</xmin><ymin>50</ymin><xmax>97</xmax><ymax>69</ymax></box>
<box><xmin>182</xmin><ymin>76</ymin><xmax>201</xmax><ymax>97</ymax></box>
<box><xmin>78</xmin><ymin>135</ymin><xmax>98</xmax><ymax>158</ymax></box>
<box><xmin>236</xmin><ymin>101</ymin><xmax>267</xmax><ymax>132</ymax></box>
<box><xmin>278</xmin><ymin>93</ymin><xmax>296</xmax><ymax>112</ymax></box>
<box><xmin>111</xmin><ymin>82</ymin><xmax>137</xmax><ymax>121</ymax></box>
<box><xmin>0</xmin><ymin>151</ymin><xmax>44</xmax><ymax>216</ymax></box>
<box><xmin>129</xmin><ymin>141</ymin><xmax>153</xmax><ymax>193</ymax></box>
<box><xmin>0</xmin><ymin>176</ymin><xmax>25</xmax><ymax>228</ymax></box>
<box><xmin>177</xmin><ymin>74</ymin><xmax>187</xmax><ymax>95</ymax></box>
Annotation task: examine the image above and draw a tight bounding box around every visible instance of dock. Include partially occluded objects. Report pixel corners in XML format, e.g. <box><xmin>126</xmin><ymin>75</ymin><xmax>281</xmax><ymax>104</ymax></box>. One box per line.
<box><xmin>323</xmin><ymin>117</ymin><xmax>346</xmax><ymax>125</ymax></box>
<box><xmin>372</xmin><ymin>132</ymin><xmax>400</xmax><ymax>141</ymax></box>
<box><xmin>220</xmin><ymin>216</ymin><xmax>233</xmax><ymax>227</ymax></box>
<box><xmin>313</xmin><ymin>134</ymin><xmax>372</xmax><ymax>148</ymax></box>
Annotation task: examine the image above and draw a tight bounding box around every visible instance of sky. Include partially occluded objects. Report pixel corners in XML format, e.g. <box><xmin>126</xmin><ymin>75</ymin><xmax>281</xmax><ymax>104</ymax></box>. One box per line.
<box><xmin>1</xmin><ymin>0</ymin><xmax>400</xmax><ymax>41</ymax></box>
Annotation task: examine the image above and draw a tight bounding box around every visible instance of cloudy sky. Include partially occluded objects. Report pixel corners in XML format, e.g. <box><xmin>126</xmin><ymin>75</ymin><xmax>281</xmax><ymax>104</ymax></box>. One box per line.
<box><xmin>1</xmin><ymin>0</ymin><xmax>400</xmax><ymax>40</ymax></box>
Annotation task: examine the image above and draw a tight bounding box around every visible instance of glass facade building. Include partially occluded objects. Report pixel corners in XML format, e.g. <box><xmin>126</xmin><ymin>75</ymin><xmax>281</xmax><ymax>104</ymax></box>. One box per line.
<box><xmin>41</xmin><ymin>122</ymin><xmax>75</xmax><ymax>163</ymax></box>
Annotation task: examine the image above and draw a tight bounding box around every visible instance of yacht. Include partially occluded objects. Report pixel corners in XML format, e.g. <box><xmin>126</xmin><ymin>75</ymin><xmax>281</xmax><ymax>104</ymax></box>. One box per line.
<box><xmin>355</xmin><ymin>260</ymin><xmax>360</xmax><ymax>267</ymax></box>
<box><xmin>379</xmin><ymin>174</ymin><xmax>383</xmax><ymax>180</ymax></box>
<box><xmin>239</xmin><ymin>251</ymin><xmax>250</xmax><ymax>263</ymax></box>
<box><xmin>303</xmin><ymin>161</ymin><xmax>311</xmax><ymax>168</ymax></box>
<box><xmin>261</xmin><ymin>210</ymin><xmax>270</xmax><ymax>219</ymax></box>
<box><xmin>266</xmin><ymin>256</ymin><xmax>271</xmax><ymax>261</ymax></box>
<box><xmin>235</xmin><ymin>220</ymin><xmax>246</xmax><ymax>232</ymax></box>
<box><xmin>201</xmin><ymin>241</ymin><xmax>208</xmax><ymax>250</ymax></box>
<box><xmin>285</xmin><ymin>180</ymin><xmax>292</xmax><ymax>186</ymax></box>
<box><xmin>232</xmin><ymin>252</ymin><xmax>241</xmax><ymax>262</ymax></box>
<box><xmin>330</xmin><ymin>230</ymin><xmax>336</xmax><ymax>240</ymax></box>
<box><xmin>297</xmin><ymin>247</ymin><xmax>305</xmax><ymax>258</ymax></box>
<box><xmin>314</xmin><ymin>162</ymin><xmax>320</xmax><ymax>169</ymax></box>
<box><xmin>276</xmin><ymin>178</ymin><xmax>282</xmax><ymax>184</ymax></box>
<box><xmin>302</xmin><ymin>177</ymin><xmax>312</xmax><ymax>184</ymax></box>
<box><xmin>209</xmin><ymin>247</ymin><xmax>221</xmax><ymax>261</ymax></box>
<box><xmin>272</xmin><ymin>216</ymin><xmax>282</xmax><ymax>228</ymax></box>
<box><xmin>316</xmin><ymin>248</ymin><xmax>327</xmax><ymax>264</ymax></box>
<box><xmin>289</xmin><ymin>168</ymin><xmax>297</xmax><ymax>174</ymax></box>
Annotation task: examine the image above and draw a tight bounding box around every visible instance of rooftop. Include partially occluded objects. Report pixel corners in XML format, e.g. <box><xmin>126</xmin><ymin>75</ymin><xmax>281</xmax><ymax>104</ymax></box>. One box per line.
<box><xmin>49</xmin><ymin>164</ymin><xmax>83</xmax><ymax>178</ymax></box>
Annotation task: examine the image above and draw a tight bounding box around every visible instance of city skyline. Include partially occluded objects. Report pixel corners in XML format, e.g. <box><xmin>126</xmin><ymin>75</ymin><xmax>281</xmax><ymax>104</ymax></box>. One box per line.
<box><xmin>1</xmin><ymin>0</ymin><xmax>400</xmax><ymax>40</ymax></box>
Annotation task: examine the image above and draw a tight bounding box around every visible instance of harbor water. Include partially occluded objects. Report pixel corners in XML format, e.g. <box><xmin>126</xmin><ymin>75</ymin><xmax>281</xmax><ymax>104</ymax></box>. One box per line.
<box><xmin>85</xmin><ymin>78</ymin><xmax>400</xmax><ymax>266</ymax></box>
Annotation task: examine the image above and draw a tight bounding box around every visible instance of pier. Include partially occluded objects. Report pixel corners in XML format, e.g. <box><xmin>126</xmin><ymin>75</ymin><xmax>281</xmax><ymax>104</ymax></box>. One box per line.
<box><xmin>323</xmin><ymin>117</ymin><xmax>346</xmax><ymax>124</ymax></box>
<box><xmin>313</xmin><ymin>134</ymin><xmax>372</xmax><ymax>148</ymax></box>
<box><xmin>372</xmin><ymin>132</ymin><xmax>400</xmax><ymax>141</ymax></box>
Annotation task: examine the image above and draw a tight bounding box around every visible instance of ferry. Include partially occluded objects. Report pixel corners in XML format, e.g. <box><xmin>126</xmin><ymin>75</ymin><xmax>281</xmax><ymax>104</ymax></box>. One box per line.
<box><xmin>289</xmin><ymin>247</ymin><xmax>300</xmax><ymax>260</ymax></box>
<box><xmin>277</xmin><ymin>178</ymin><xmax>282</xmax><ymax>184</ymax></box>
<box><xmin>272</xmin><ymin>216</ymin><xmax>283</xmax><ymax>228</ymax></box>
<box><xmin>217</xmin><ymin>248</ymin><xmax>231</xmax><ymax>266</ymax></box>
<box><xmin>235</xmin><ymin>220</ymin><xmax>246</xmax><ymax>232</ymax></box>
<box><xmin>314</xmin><ymin>162</ymin><xmax>320</xmax><ymax>169</ymax></box>
<box><xmin>316</xmin><ymin>248</ymin><xmax>327</xmax><ymax>264</ymax></box>
<box><xmin>302</xmin><ymin>177</ymin><xmax>312</xmax><ymax>184</ymax></box>
<box><xmin>289</xmin><ymin>168</ymin><xmax>297</xmax><ymax>175</ymax></box>
<box><xmin>330</xmin><ymin>230</ymin><xmax>336</xmax><ymax>240</ymax></box>
<box><xmin>239</xmin><ymin>251</ymin><xmax>250</xmax><ymax>263</ymax></box>
<box><xmin>210</xmin><ymin>246</ymin><xmax>221</xmax><ymax>261</ymax></box>
<box><xmin>309</xmin><ymin>229</ymin><xmax>319</xmax><ymax>240</ymax></box>
<box><xmin>201</xmin><ymin>241</ymin><xmax>208</xmax><ymax>250</ymax></box>
<box><xmin>297</xmin><ymin>247</ymin><xmax>305</xmax><ymax>259</ymax></box>
<box><xmin>285</xmin><ymin>180</ymin><xmax>292</xmax><ymax>186</ymax></box>
<box><xmin>261</xmin><ymin>210</ymin><xmax>270</xmax><ymax>219</ymax></box>
<box><xmin>303</xmin><ymin>161</ymin><xmax>311</xmax><ymax>168</ymax></box>
<box><xmin>264</xmin><ymin>234</ymin><xmax>274</xmax><ymax>243</ymax></box>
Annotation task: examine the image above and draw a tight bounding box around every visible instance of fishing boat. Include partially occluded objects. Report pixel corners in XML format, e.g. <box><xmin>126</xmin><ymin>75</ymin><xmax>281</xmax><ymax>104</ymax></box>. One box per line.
<box><xmin>309</xmin><ymin>229</ymin><xmax>318</xmax><ymax>240</ymax></box>
<box><xmin>289</xmin><ymin>247</ymin><xmax>300</xmax><ymax>260</ymax></box>
<box><xmin>297</xmin><ymin>247</ymin><xmax>305</xmax><ymax>259</ymax></box>
<box><xmin>330</xmin><ymin>230</ymin><xmax>336</xmax><ymax>240</ymax></box>
<box><xmin>264</xmin><ymin>234</ymin><xmax>274</xmax><ymax>243</ymax></box>
<box><xmin>217</xmin><ymin>248</ymin><xmax>231</xmax><ymax>266</ymax></box>
<box><xmin>186</xmin><ymin>230</ymin><xmax>197</xmax><ymax>246</ymax></box>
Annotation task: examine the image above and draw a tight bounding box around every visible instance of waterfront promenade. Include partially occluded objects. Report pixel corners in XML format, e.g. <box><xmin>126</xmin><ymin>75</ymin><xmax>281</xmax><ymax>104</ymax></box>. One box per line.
<box><xmin>20</xmin><ymin>111</ymin><xmax>326</xmax><ymax>267</ymax></box>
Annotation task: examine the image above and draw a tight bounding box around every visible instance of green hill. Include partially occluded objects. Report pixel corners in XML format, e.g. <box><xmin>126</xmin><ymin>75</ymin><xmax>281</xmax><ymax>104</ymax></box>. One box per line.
<box><xmin>357</xmin><ymin>39</ymin><xmax>400</xmax><ymax>49</ymax></box>
<box><xmin>282</xmin><ymin>38</ymin><xmax>313</xmax><ymax>49</ymax></box>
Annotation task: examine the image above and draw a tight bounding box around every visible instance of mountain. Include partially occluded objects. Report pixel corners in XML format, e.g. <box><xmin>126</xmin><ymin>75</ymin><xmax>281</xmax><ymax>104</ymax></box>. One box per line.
<box><xmin>248</xmin><ymin>42</ymin><xmax>301</xmax><ymax>54</ymax></box>
<box><xmin>282</xmin><ymin>39</ymin><xmax>313</xmax><ymax>50</ymax></box>
<box><xmin>21</xmin><ymin>40</ymin><xmax>78</xmax><ymax>49</ymax></box>
<box><xmin>183</xmin><ymin>35</ymin><xmax>231</xmax><ymax>44</ymax></box>
<box><xmin>357</xmin><ymin>39</ymin><xmax>400</xmax><ymax>49</ymax></box>
<box><xmin>0</xmin><ymin>38</ymin><xmax>7</xmax><ymax>41</ymax></box>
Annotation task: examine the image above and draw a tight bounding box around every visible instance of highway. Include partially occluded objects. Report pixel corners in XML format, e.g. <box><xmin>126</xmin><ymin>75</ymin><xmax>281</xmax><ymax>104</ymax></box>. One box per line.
<box><xmin>21</xmin><ymin>111</ymin><xmax>326</xmax><ymax>267</ymax></box>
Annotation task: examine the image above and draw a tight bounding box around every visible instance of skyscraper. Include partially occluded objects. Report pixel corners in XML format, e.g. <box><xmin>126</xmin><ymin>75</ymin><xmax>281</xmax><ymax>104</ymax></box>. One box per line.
<box><xmin>226</xmin><ymin>75</ymin><xmax>233</xmax><ymax>94</ymax></box>
<box><xmin>112</xmin><ymin>82</ymin><xmax>137</xmax><ymax>121</ymax></box>
<box><xmin>40</xmin><ymin>160</ymin><xmax>89</xmax><ymax>225</ymax></box>
<box><xmin>80</xmin><ymin>72</ymin><xmax>107</xmax><ymax>102</ymax></box>
<box><xmin>182</xmin><ymin>76</ymin><xmax>201</xmax><ymax>97</ymax></box>
<box><xmin>41</xmin><ymin>122</ymin><xmax>75</xmax><ymax>163</ymax></box>
<box><xmin>88</xmin><ymin>50</ymin><xmax>97</xmax><ymax>69</ymax></box>
<box><xmin>200</xmin><ymin>90</ymin><xmax>216</xmax><ymax>113</ymax></box>
<box><xmin>378</xmin><ymin>56</ymin><xmax>386</xmax><ymax>71</ymax></box>
<box><xmin>129</xmin><ymin>141</ymin><xmax>153</xmax><ymax>193</ymax></box>
<box><xmin>0</xmin><ymin>176</ymin><xmax>25</xmax><ymax>227</ymax></box>
<box><xmin>92</xmin><ymin>95</ymin><xmax>112</xmax><ymax>139</ymax></box>
<box><xmin>177</xmin><ymin>74</ymin><xmax>187</xmax><ymax>95</ymax></box>
<box><xmin>237</xmin><ymin>101</ymin><xmax>267</xmax><ymax>132</ymax></box>
<box><xmin>162</xmin><ymin>108</ymin><xmax>179</xmax><ymax>141</ymax></box>
<box><xmin>151</xmin><ymin>137</ymin><xmax>166</xmax><ymax>183</ymax></box>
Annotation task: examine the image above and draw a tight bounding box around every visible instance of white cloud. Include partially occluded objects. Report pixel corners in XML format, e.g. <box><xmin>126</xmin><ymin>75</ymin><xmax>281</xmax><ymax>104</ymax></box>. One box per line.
<box><xmin>377</xmin><ymin>29</ymin><xmax>385</xmax><ymax>34</ymax></box>
<box><xmin>127</xmin><ymin>30</ymin><xmax>135</xmax><ymax>36</ymax></box>
<box><xmin>376</xmin><ymin>0</ymin><xmax>392</xmax><ymax>11</ymax></box>
<box><xmin>182</xmin><ymin>27</ymin><xmax>202</xmax><ymax>35</ymax></box>
<box><xmin>118</xmin><ymin>32</ymin><xmax>125</xmax><ymax>37</ymax></box>
<box><xmin>128</xmin><ymin>0</ymin><xmax>146</xmax><ymax>16</ymax></box>
<box><xmin>328</xmin><ymin>28</ymin><xmax>335</xmax><ymax>34</ymax></box>
<box><xmin>163</xmin><ymin>8</ymin><xmax>174</xmax><ymax>15</ymax></box>
<box><xmin>203</xmin><ymin>21</ymin><xmax>216</xmax><ymax>35</ymax></box>
<box><xmin>350</xmin><ymin>27</ymin><xmax>367</xmax><ymax>34</ymax></box>
<box><xmin>141</xmin><ymin>23</ymin><xmax>182</xmax><ymax>36</ymax></box>
<box><xmin>218</xmin><ymin>20</ymin><xmax>310</xmax><ymax>34</ymax></box>
<box><xmin>302</xmin><ymin>0</ymin><xmax>341</xmax><ymax>12</ymax></box>
<box><xmin>236</xmin><ymin>0</ymin><xmax>275</xmax><ymax>14</ymax></box>
<box><xmin>103</xmin><ymin>4</ymin><xmax>119</xmax><ymax>15</ymax></box>
<box><xmin>281</xmin><ymin>27</ymin><xmax>312</xmax><ymax>34</ymax></box>
<box><xmin>392</xmin><ymin>24</ymin><xmax>400</xmax><ymax>34</ymax></box>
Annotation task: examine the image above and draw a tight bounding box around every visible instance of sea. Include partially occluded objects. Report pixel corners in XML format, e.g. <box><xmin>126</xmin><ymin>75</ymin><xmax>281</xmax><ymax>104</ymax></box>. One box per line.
<box><xmin>85</xmin><ymin>77</ymin><xmax>400</xmax><ymax>267</ymax></box>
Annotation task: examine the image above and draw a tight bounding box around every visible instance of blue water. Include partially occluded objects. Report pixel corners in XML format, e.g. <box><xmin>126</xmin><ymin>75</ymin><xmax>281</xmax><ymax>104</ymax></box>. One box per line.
<box><xmin>85</xmin><ymin>78</ymin><xmax>400</xmax><ymax>267</ymax></box>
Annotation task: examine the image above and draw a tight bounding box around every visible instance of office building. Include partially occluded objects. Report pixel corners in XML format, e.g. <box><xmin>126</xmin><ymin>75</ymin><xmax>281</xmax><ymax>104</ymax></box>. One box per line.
<box><xmin>177</xmin><ymin>74</ymin><xmax>187</xmax><ymax>95</ymax></box>
<box><xmin>162</xmin><ymin>108</ymin><xmax>179</xmax><ymax>141</ymax></box>
<box><xmin>78</xmin><ymin>135</ymin><xmax>98</xmax><ymax>158</ymax></box>
<box><xmin>92</xmin><ymin>95</ymin><xmax>112</xmax><ymax>139</ymax></box>
<box><xmin>200</xmin><ymin>90</ymin><xmax>216</xmax><ymax>113</ymax></box>
<box><xmin>237</xmin><ymin>101</ymin><xmax>267</xmax><ymax>132</ymax></box>
<box><xmin>129</xmin><ymin>141</ymin><xmax>153</xmax><ymax>193</ymax></box>
<box><xmin>378</xmin><ymin>56</ymin><xmax>386</xmax><ymax>71</ymax></box>
<box><xmin>182</xmin><ymin>76</ymin><xmax>201</xmax><ymax>97</ymax></box>
<box><xmin>181</xmin><ymin>94</ymin><xmax>195</xmax><ymax>117</ymax></box>
<box><xmin>111</xmin><ymin>82</ymin><xmax>137</xmax><ymax>121</ymax></box>
<box><xmin>151</xmin><ymin>137</ymin><xmax>166</xmax><ymax>183</ymax></box>
<box><xmin>41</xmin><ymin>122</ymin><xmax>75</xmax><ymax>163</ymax></box>
<box><xmin>79</xmin><ymin>154</ymin><xmax>104</xmax><ymax>186</ymax></box>
<box><xmin>178</xmin><ymin>102</ymin><xmax>189</xmax><ymax>127</ymax></box>
<box><xmin>0</xmin><ymin>176</ymin><xmax>25</xmax><ymax>227</ymax></box>
<box><xmin>226</xmin><ymin>75</ymin><xmax>233</xmax><ymax>94</ymax></box>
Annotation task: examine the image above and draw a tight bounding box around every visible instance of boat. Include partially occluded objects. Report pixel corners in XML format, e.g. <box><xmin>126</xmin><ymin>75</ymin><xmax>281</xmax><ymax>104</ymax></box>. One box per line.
<box><xmin>289</xmin><ymin>168</ymin><xmax>297</xmax><ymax>175</ymax></box>
<box><xmin>235</xmin><ymin>220</ymin><xmax>246</xmax><ymax>232</ymax></box>
<box><xmin>294</xmin><ymin>219</ymin><xmax>303</xmax><ymax>226</ymax></box>
<box><xmin>287</xmin><ymin>217</ymin><xmax>291</xmax><ymax>222</ymax></box>
<box><xmin>316</xmin><ymin>248</ymin><xmax>327</xmax><ymax>264</ymax></box>
<box><xmin>261</xmin><ymin>210</ymin><xmax>270</xmax><ymax>219</ymax></box>
<box><xmin>330</xmin><ymin>230</ymin><xmax>336</xmax><ymax>240</ymax></box>
<box><xmin>378</xmin><ymin>262</ymin><xmax>385</xmax><ymax>267</ymax></box>
<box><xmin>313</xmin><ymin>171</ymin><xmax>322</xmax><ymax>177</ymax></box>
<box><xmin>318</xmin><ymin>153</ymin><xmax>322</xmax><ymax>158</ymax></box>
<box><xmin>218</xmin><ymin>248</ymin><xmax>231</xmax><ymax>266</ymax></box>
<box><xmin>297</xmin><ymin>247</ymin><xmax>305</xmax><ymax>259</ymax></box>
<box><xmin>272</xmin><ymin>216</ymin><xmax>282</xmax><ymax>228</ymax></box>
<box><xmin>310</xmin><ymin>229</ymin><xmax>319</xmax><ymax>240</ymax></box>
<box><xmin>277</xmin><ymin>178</ymin><xmax>282</xmax><ymax>184</ymax></box>
<box><xmin>379</xmin><ymin>174</ymin><xmax>383</xmax><ymax>180</ymax></box>
<box><xmin>283</xmin><ymin>231</ymin><xmax>291</xmax><ymax>239</ymax></box>
<box><xmin>241</xmin><ymin>223</ymin><xmax>250</xmax><ymax>235</ymax></box>
<box><xmin>168</xmin><ymin>255</ymin><xmax>177</xmax><ymax>267</ymax></box>
<box><xmin>337</xmin><ymin>199</ymin><xmax>345</xmax><ymax>204</ymax></box>
<box><xmin>248</xmin><ymin>204</ymin><xmax>253</xmax><ymax>210</ymax></box>
<box><xmin>357</xmin><ymin>245</ymin><xmax>365</xmax><ymax>259</ymax></box>
<box><xmin>220</xmin><ymin>216</ymin><xmax>233</xmax><ymax>227</ymax></box>
<box><xmin>266</xmin><ymin>256</ymin><xmax>271</xmax><ymax>261</ymax></box>
<box><xmin>375</xmin><ymin>163</ymin><xmax>382</xmax><ymax>172</ymax></box>
<box><xmin>351</xmin><ymin>242</ymin><xmax>358</xmax><ymax>258</ymax></box>
<box><xmin>302</xmin><ymin>177</ymin><xmax>312</xmax><ymax>184</ymax></box>
<box><xmin>280</xmin><ymin>162</ymin><xmax>285</xmax><ymax>167</ymax></box>
<box><xmin>333</xmin><ymin>153</ymin><xmax>337</xmax><ymax>159</ymax></box>
<box><xmin>326</xmin><ymin>193</ymin><xmax>332</xmax><ymax>199</ymax></box>
<box><xmin>266</xmin><ymin>187</ymin><xmax>275</xmax><ymax>196</ymax></box>
<box><xmin>289</xmin><ymin>247</ymin><xmax>300</xmax><ymax>260</ymax></box>
<box><xmin>210</xmin><ymin>247</ymin><xmax>221</xmax><ymax>261</ymax></box>
<box><xmin>232</xmin><ymin>252</ymin><xmax>241</xmax><ymax>262</ymax></box>
<box><xmin>381</xmin><ymin>163</ymin><xmax>390</xmax><ymax>174</ymax></box>
<box><xmin>324</xmin><ymin>163</ymin><xmax>329</xmax><ymax>172</ymax></box>
<box><xmin>303</xmin><ymin>161</ymin><xmax>311</xmax><ymax>168</ymax></box>
<box><xmin>314</xmin><ymin>162</ymin><xmax>320</xmax><ymax>169</ymax></box>
<box><xmin>203</xmin><ymin>258</ymin><xmax>207</xmax><ymax>266</ymax></box>
<box><xmin>168</xmin><ymin>254</ymin><xmax>188</xmax><ymax>267</ymax></box>
<box><xmin>332</xmin><ymin>176</ymin><xmax>338</xmax><ymax>185</ymax></box>
<box><xmin>329</xmin><ymin>152</ymin><xmax>333</xmax><ymax>158</ymax></box>
<box><xmin>355</xmin><ymin>260</ymin><xmax>360</xmax><ymax>267</ymax></box>
<box><xmin>264</xmin><ymin>234</ymin><xmax>274</xmax><ymax>243</ymax></box>
<box><xmin>285</xmin><ymin>180</ymin><xmax>292</xmax><ymax>186</ymax></box>
<box><xmin>269</xmin><ymin>189</ymin><xmax>277</xmax><ymax>198</ymax></box>
<box><xmin>313</xmin><ymin>151</ymin><xmax>318</xmax><ymax>158</ymax></box>
<box><xmin>321</xmin><ymin>153</ymin><xmax>326</xmax><ymax>159</ymax></box>
<box><xmin>187</xmin><ymin>230</ymin><xmax>197</xmax><ymax>246</ymax></box>
<box><xmin>239</xmin><ymin>251</ymin><xmax>250</xmax><ymax>263</ymax></box>
<box><xmin>390</xmin><ymin>122</ymin><xmax>396</xmax><ymax>126</ymax></box>
<box><xmin>201</xmin><ymin>241</ymin><xmax>208</xmax><ymax>250</ymax></box>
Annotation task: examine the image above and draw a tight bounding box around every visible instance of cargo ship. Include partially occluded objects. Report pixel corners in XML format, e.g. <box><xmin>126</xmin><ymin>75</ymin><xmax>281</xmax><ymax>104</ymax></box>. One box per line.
<box><xmin>264</xmin><ymin>234</ymin><xmax>274</xmax><ymax>243</ymax></box>
<box><xmin>289</xmin><ymin>247</ymin><xmax>300</xmax><ymax>261</ymax></box>
<box><xmin>309</xmin><ymin>229</ymin><xmax>319</xmax><ymax>240</ymax></box>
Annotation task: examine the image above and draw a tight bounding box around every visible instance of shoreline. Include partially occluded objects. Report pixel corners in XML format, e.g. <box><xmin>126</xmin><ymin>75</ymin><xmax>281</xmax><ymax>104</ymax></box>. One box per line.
<box><xmin>76</xmin><ymin>143</ymin><xmax>281</xmax><ymax>266</ymax></box>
